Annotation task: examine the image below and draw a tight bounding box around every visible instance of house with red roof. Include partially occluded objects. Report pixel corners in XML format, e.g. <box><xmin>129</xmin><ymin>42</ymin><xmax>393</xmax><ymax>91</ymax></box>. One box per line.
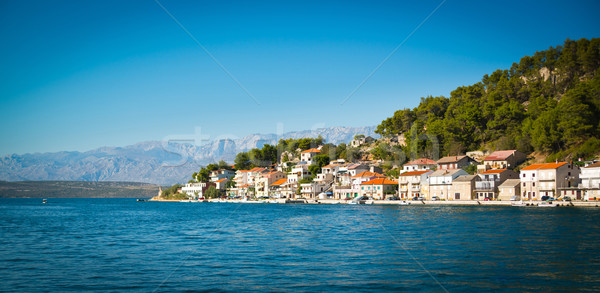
<box><xmin>402</xmin><ymin>158</ymin><xmax>437</xmax><ymax>174</ymax></box>
<box><xmin>520</xmin><ymin>162</ymin><xmax>579</xmax><ymax>200</ymax></box>
<box><xmin>474</xmin><ymin>168</ymin><xmax>519</xmax><ymax>200</ymax></box>
<box><xmin>214</xmin><ymin>178</ymin><xmax>229</xmax><ymax>190</ymax></box>
<box><xmin>269</xmin><ymin>178</ymin><xmax>290</xmax><ymax>199</ymax></box>
<box><xmin>300</xmin><ymin>148</ymin><xmax>321</xmax><ymax>164</ymax></box>
<box><xmin>333</xmin><ymin>170</ymin><xmax>386</xmax><ymax>199</ymax></box>
<box><xmin>480</xmin><ymin>150</ymin><xmax>526</xmax><ymax>171</ymax></box>
<box><xmin>360</xmin><ymin>178</ymin><xmax>398</xmax><ymax>200</ymax></box>
<box><xmin>398</xmin><ymin>170</ymin><xmax>433</xmax><ymax>199</ymax></box>
<box><xmin>256</xmin><ymin>171</ymin><xmax>286</xmax><ymax>198</ymax></box>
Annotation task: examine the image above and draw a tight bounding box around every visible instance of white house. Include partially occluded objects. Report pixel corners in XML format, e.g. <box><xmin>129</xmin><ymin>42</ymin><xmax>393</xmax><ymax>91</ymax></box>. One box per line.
<box><xmin>580</xmin><ymin>161</ymin><xmax>600</xmax><ymax>200</ymax></box>
<box><xmin>300</xmin><ymin>148</ymin><xmax>321</xmax><ymax>164</ymax></box>
<box><xmin>210</xmin><ymin>169</ymin><xmax>235</xmax><ymax>182</ymax></box>
<box><xmin>520</xmin><ymin>162</ymin><xmax>579</xmax><ymax>200</ymax></box>
<box><xmin>398</xmin><ymin>170</ymin><xmax>432</xmax><ymax>199</ymax></box>
<box><xmin>181</xmin><ymin>182</ymin><xmax>214</xmax><ymax>199</ymax></box>
<box><xmin>474</xmin><ymin>169</ymin><xmax>519</xmax><ymax>200</ymax></box>
<box><xmin>428</xmin><ymin>169</ymin><xmax>469</xmax><ymax>200</ymax></box>
<box><xmin>401</xmin><ymin>158</ymin><xmax>437</xmax><ymax>174</ymax></box>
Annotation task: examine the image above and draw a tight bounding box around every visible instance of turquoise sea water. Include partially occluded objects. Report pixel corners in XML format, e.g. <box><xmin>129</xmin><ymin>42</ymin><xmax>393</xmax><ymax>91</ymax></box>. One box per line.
<box><xmin>1</xmin><ymin>198</ymin><xmax>599</xmax><ymax>292</ymax></box>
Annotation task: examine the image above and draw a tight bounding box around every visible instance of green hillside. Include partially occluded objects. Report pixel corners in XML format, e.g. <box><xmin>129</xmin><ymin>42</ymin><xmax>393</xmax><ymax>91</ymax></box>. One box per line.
<box><xmin>376</xmin><ymin>38</ymin><xmax>600</xmax><ymax>162</ymax></box>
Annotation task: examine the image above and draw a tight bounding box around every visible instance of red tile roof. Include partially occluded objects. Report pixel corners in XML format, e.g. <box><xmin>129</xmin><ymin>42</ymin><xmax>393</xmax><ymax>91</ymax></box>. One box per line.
<box><xmin>301</xmin><ymin>148</ymin><xmax>321</xmax><ymax>153</ymax></box>
<box><xmin>361</xmin><ymin>178</ymin><xmax>398</xmax><ymax>185</ymax></box>
<box><xmin>400</xmin><ymin>170</ymin><xmax>431</xmax><ymax>176</ymax></box>
<box><xmin>405</xmin><ymin>158</ymin><xmax>437</xmax><ymax>165</ymax></box>
<box><xmin>521</xmin><ymin>162</ymin><xmax>567</xmax><ymax>170</ymax></box>
<box><xmin>484</xmin><ymin>150</ymin><xmax>517</xmax><ymax>161</ymax></box>
<box><xmin>270</xmin><ymin>179</ymin><xmax>287</xmax><ymax>186</ymax></box>
<box><xmin>352</xmin><ymin>171</ymin><xmax>386</xmax><ymax>178</ymax></box>
<box><xmin>215</xmin><ymin>178</ymin><xmax>227</xmax><ymax>183</ymax></box>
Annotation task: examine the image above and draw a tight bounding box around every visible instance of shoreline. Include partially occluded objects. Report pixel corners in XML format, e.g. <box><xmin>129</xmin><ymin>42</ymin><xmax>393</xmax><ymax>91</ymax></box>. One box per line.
<box><xmin>148</xmin><ymin>197</ymin><xmax>600</xmax><ymax>207</ymax></box>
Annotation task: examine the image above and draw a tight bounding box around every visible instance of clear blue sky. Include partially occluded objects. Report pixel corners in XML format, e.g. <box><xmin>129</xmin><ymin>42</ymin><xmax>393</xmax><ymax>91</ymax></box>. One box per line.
<box><xmin>1</xmin><ymin>0</ymin><xmax>599</xmax><ymax>155</ymax></box>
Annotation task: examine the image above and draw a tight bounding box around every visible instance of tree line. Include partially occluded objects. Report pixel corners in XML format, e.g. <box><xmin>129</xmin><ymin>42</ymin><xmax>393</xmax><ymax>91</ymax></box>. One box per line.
<box><xmin>375</xmin><ymin>38</ymin><xmax>600</xmax><ymax>162</ymax></box>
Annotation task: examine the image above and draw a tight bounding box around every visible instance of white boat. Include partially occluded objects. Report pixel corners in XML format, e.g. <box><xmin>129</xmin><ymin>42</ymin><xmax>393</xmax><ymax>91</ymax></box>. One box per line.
<box><xmin>511</xmin><ymin>201</ymin><xmax>527</xmax><ymax>206</ymax></box>
<box><xmin>538</xmin><ymin>201</ymin><xmax>556</xmax><ymax>207</ymax></box>
<box><xmin>399</xmin><ymin>200</ymin><xmax>411</xmax><ymax>205</ymax></box>
<box><xmin>42</xmin><ymin>199</ymin><xmax>47</xmax><ymax>204</ymax></box>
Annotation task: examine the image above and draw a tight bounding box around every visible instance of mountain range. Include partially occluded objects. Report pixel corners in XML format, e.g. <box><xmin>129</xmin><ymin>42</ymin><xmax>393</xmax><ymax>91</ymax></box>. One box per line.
<box><xmin>0</xmin><ymin>126</ymin><xmax>377</xmax><ymax>185</ymax></box>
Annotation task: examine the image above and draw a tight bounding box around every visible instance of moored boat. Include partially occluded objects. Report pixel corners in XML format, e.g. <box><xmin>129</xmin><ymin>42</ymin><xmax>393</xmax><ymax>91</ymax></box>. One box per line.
<box><xmin>538</xmin><ymin>201</ymin><xmax>556</xmax><ymax>207</ymax></box>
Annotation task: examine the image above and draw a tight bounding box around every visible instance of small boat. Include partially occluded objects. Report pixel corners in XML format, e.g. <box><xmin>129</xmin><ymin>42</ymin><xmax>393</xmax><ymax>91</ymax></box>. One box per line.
<box><xmin>399</xmin><ymin>200</ymin><xmax>411</xmax><ymax>205</ymax></box>
<box><xmin>511</xmin><ymin>201</ymin><xmax>526</xmax><ymax>206</ymax></box>
<box><xmin>538</xmin><ymin>201</ymin><xmax>555</xmax><ymax>207</ymax></box>
<box><xmin>42</xmin><ymin>199</ymin><xmax>47</xmax><ymax>204</ymax></box>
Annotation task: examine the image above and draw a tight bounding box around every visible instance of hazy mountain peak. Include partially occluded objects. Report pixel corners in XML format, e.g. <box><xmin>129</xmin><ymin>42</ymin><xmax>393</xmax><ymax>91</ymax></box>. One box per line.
<box><xmin>0</xmin><ymin>126</ymin><xmax>377</xmax><ymax>185</ymax></box>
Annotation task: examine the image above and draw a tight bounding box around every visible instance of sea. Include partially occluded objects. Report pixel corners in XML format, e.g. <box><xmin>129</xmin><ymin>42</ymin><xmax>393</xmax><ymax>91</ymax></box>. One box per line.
<box><xmin>1</xmin><ymin>198</ymin><xmax>599</xmax><ymax>292</ymax></box>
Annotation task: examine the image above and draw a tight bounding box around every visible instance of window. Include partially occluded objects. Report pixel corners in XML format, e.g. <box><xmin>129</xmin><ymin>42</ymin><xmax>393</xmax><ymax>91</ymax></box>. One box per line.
<box><xmin>523</xmin><ymin>182</ymin><xmax>526</xmax><ymax>187</ymax></box>
<box><xmin>522</xmin><ymin>174</ymin><xmax>526</xmax><ymax>178</ymax></box>
<box><xmin>533</xmin><ymin>182</ymin><xmax>535</xmax><ymax>187</ymax></box>
<box><xmin>532</xmin><ymin>173</ymin><xmax>535</xmax><ymax>177</ymax></box>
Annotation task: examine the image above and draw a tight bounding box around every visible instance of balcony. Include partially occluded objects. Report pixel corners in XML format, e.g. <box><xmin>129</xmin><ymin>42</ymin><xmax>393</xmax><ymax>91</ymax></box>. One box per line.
<box><xmin>475</xmin><ymin>181</ymin><xmax>497</xmax><ymax>191</ymax></box>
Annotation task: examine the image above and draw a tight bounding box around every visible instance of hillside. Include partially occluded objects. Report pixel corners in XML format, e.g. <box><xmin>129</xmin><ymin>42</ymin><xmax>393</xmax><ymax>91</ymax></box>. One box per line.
<box><xmin>0</xmin><ymin>181</ymin><xmax>160</xmax><ymax>198</ymax></box>
<box><xmin>376</xmin><ymin>38</ymin><xmax>600</xmax><ymax>162</ymax></box>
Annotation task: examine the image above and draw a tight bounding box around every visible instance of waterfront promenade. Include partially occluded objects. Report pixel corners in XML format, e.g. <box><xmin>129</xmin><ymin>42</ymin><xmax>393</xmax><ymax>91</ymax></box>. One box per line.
<box><xmin>150</xmin><ymin>197</ymin><xmax>600</xmax><ymax>207</ymax></box>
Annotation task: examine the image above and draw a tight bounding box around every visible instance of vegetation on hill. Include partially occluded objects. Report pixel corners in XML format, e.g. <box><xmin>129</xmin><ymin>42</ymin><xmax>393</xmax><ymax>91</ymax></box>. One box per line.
<box><xmin>191</xmin><ymin>160</ymin><xmax>232</xmax><ymax>183</ymax></box>
<box><xmin>375</xmin><ymin>38</ymin><xmax>600</xmax><ymax>162</ymax></box>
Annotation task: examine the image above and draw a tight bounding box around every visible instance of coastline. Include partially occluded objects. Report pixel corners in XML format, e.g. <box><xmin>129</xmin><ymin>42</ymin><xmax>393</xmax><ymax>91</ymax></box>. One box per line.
<box><xmin>147</xmin><ymin>197</ymin><xmax>600</xmax><ymax>207</ymax></box>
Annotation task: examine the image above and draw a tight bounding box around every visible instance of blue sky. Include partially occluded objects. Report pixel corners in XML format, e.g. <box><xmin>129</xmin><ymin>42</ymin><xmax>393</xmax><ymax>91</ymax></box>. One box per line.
<box><xmin>1</xmin><ymin>0</ymin><xmax>599</xmax><ymax>155</ymax></box>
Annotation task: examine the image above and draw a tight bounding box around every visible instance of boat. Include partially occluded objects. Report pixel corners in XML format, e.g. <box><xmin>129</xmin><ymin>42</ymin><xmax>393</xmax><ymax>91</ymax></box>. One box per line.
<box><xmin>399</xmin><ymin>200</ymin><xmax>411</xmax><ymax>205</ymax></box>
<box><xmin>42</xmin><ymin>199</ymin><xmax>47</xmax><ymax>204</ymax></box>
<box><xmin>511</xmin><ymin>200</ymin><xmax>527</xmax><ymax>206</ymax></box>
<box><xmin>538</xmin><ymin>201</ymin><xmax>556</xmax><ymax>207</ymax></box>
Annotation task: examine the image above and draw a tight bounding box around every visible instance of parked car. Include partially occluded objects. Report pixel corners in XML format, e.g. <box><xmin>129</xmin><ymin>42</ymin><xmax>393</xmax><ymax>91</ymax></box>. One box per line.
<box><xmin>431</xmin><ymin>196</ymin><xmax>440</xmax><ymax>201</ymax></box>
<box><xmin>510</xmin><ymin>195</ymin><xmax>519</xmax><ymax>201</ymax></box>
<box><xmin>412</xmin><ymin>196</ymin><xmax>425</xmax><ymax>201</ymax></box>
<box><xmin>563</xmin><ymin>196</ymin><xmax>572</xmax><ymax>201</ymax></box>
<box><xmin>541</xmin><ymin>195</ymin><xmax>550</xmax><ymax>201</ymax></box>
<box><xmin>387</xmin><ymin>196</ymin><xmax>400</xmax><ymax>201</ymax></box>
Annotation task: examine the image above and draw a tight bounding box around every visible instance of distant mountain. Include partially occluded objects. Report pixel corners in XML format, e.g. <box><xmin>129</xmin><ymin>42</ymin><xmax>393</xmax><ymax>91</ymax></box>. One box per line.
<box><xmin>0</xmin><ymin>126</ymin><xmax>377</xmax><ymax>185</ymax></box>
